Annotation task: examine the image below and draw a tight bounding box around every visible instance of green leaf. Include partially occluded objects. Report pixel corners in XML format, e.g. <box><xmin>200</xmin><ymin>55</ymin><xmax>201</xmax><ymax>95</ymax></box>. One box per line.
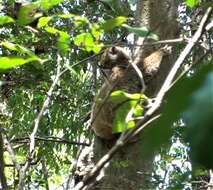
<box><xmin>123</xmin><ymin>24</ymin><xmax>159</xmax><ymax>40</ymax></box>
<box><xmin>73</xmin><ymin>16</ymin><xmax>89</xmax><ymax>28</ymax></box>
<box><xmin>0</xmin><ymin>16</ymin><xmax>14</xmax><ymax>26</ymax></box>
<box><xmin>37</xmin><ymin>16</ymin><xmax>52</xmax><ymax>28</ymax></box>
<box><xmin>1</xmin><ymin>41</ymin><xmax>17</xmax><ymax>51</ymax></box>
<box><xmin>185</xmin><ymin>0</ymin><xmax>199</xmax><ymax>8</ymax></box>
<box><xmin>109</xmin><ymin>90</ymin><xmax>129</xmax><ymax>103</ymax></box>
<box><xmin>58</xmin><ymin>14</ymin><xmax>76</xmax><ymax>19</ymax></box>
<box><xmin>100</xmin><ymin>16</ymin><xmax>127</xmax><ymax>32</ymax></box>
<box><xmin>57</xmin><ymin>31</ymin><xmax>70</xmax><ymax>54</ymax></box>
<box><xmin>91</xmin><ymin>23</ymin><xmax>102</xmax><ymax>40</ymax></box>
<box><xmin>74</xmin><ymin>33</ymin><xmax>93</xmax><ymax>47</ymax></box>
<box><xmin>113</xmin><ymin>100</ymin><xmax>138</xmax><ymax>133</ymax></box>
<box><xmin>1</xmin><ymin>41</ymin><xmax>39</xmax><ymax>57</ymax></box>
<box><xmin>45</xmin><ymin>26</ymin><xmax>59</xmax><ymax>34</ymax></box>
<box><xmin>141</xmin><ymin>64</ymin><xmax>213</xmax><ymax>159</ymax></box>
<box><xmin>109</xmin><ymin>90</ymin><xmax>147</xmax><ymax>104</ymax></box>
<box><xmin>74</xmin><ymin>33</ymin><xmax>96</xmax><ymax>52</ymax></box>
<box><xmin>0</xmin><ymin>57</ymin><xmax>39</xmax><ymax>70</ymax></box>
<box><xmin>110</xmin><ymin>91</ymin><xmax>147</xmax><ymax>133</ymax></box>
<box><xmin>39</xmin><ymin>0</ymin><xmax>64</xmax><ymax>10</ymax></box>
<box><xmin>184</xmin><ymin>69</ymin><xmax>213</xmax><ymax>169</ymax></box>
<box><xmin>133</xmin><ymin>104</ymin><xmax>144</xmax><ymax>117</ymax></box>
<box><xmin>45</xmin><ymin>27</ymin><xmax>70</xmax><ymax>53</ymax></box>
<box><xmin>16</xmin><ymin>3</ymin><xmax>42</xmax><ymax>25</ymax></box>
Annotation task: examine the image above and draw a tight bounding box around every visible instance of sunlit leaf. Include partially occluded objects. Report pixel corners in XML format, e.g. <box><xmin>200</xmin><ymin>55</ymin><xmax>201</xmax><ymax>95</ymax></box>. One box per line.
<box><xmin>113</xmin><ymin>100</ymin><xmax>140</xmax><ymax>133</ymax></box>
<box><xmin>74</xmin><ymin>33</ymin><xmax>95</xmax><ymax>52</ymax></box>
<box><xmin>100</xmin><ymin>16</ymin><xmax>127</xmax><ymax>32</ymax></box>
<box><xmin>73</xmin><ymin>16</ymin><xmax>89</xmax><ymax>28</ymax></box>
<box><xmin>91</xmin><ymin>23</ymin><xmax>102</xmax><ymax>40</ymax></box>
<box><xmin>133</xmin><ymin>104</ymin><xmax>144</xmax><ymax>117</ymax></box>
<box><xmin>45</xmin><ymin>26</ymin><xmax>59</xmax><ymax>34</ymax></box>
<box><xmin>58</xmin><ymin>14</ymin><xmax>76</xmax><ymax>19</ymax></box>
<box><xmin>45</xmin><ymin>27</ymin><xmax>70</xmax><ymax>53</ymax></box>
<box><xmin>123</xmin><ymin>24</ymin><xmax>159</xmax><ymax>40</ymax></box>
<box><xmin>110</xmin><ymin>91</ymin><xmax>147</xmax><ymax>133</ymax></box>
<box><xmin>185</xmin><ymin>0</ymin><xmax>199</xmax><ymax>8</ymax></box>
<box><xmin>39</xmin><ymin>0</ymin><xmax>64</xmax><ymax>10</ymax></box>
<box><xmin>109</xmin><ymin>90</ymin><xmax>147</xmax><ymax>103</ymax></box>
<box><xmin>92</xmin><ymin>45</ymin><xmax>102</xmax><ymax>54</ymax></box>
<box><xmin>1</xmin><ymin>41</ymin><xmax>17</xmax><ymax>51</ymax></box>
<box><xmin>57</xmin><ymin>31</ymin><xmax>70</xmax><ymax>54</ymax></box>
<box><xmin>0</xmin><ymin>57</ymin><xmax>39</xmax><ymax>70</ymax></box>
<box><xmin>37</xmin><ymin>16</ymin><xmax>52</xmax><ymax>28</ymax></box>
<box><xmin>1</xmin><ymin>41</ymin><xmax>36</xmax><ymax>57</ymax></box>
<box><xmin>0</xmin><ymin>16</ymin><xmax>14</xmax><ymax>26</ymax></box>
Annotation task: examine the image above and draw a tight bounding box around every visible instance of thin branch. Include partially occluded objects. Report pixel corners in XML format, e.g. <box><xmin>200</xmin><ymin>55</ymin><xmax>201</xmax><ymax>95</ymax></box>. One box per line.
<box><xmin>5</xmin><ymin>159</ymin><xmax>40</xmax><ymax>167</ymax></box>
<box><xmin>3</xmin><ymin>134</ymin><xmax>21</xmax><ymax>171</ymax></box>
<box><xmin>18</xmin><ymin>52</ymin><xmax>62</xmax><ymax>190</ymax></box>
<box><xmin>74</xmin><ymin>7</ymin><xmax>212</xmax><ymax>190</ymax></box>
<box><xmin>129</xmin><ymin>54</ymin><xmax>146</xmax><ymax>93</ymax></box>
<box><xmin>11</xmin><ymin>136</ymin><xmax>90</xmax><ymax>146</ymax></box>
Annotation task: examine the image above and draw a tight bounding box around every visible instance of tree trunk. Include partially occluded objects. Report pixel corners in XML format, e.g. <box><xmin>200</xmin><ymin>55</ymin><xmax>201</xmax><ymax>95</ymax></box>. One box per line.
<box><xmin>74</xmin><ymin>0</ymin><xmax>179</xmax><ymax>189</ymax></box>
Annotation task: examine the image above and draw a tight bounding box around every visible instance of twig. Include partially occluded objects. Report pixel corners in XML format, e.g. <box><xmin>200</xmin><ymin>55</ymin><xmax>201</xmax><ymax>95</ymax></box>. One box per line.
<box><xmin>5</xmin><ymin>159</ymin><xmax>40</xmax><ymax>167</ymax></box>
<box><xmin>18</xmin><ymin>52</ymin><xmax>62</xmax><ymax>190</ymax></box>
<box><xmin>74</xmin><ymin>7</ymin><xmax>212</xmax><ymax>190</ymax></box>
<box><xmin>130</xmin><ymin>54</ymin><xmax>146</xmax><ymax>93</ymax></box>
<box><xmin>11</xmin><ymin>136</ymin><xmax>90</xmax><ymax>146</ymax></box>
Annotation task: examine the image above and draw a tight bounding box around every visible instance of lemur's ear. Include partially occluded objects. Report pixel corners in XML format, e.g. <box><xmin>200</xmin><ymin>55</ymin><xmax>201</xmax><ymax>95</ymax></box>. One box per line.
<box><xmin>109</xmin><ymin>46</ymin><xmax>118</xmax><ymax>55</ymax></box>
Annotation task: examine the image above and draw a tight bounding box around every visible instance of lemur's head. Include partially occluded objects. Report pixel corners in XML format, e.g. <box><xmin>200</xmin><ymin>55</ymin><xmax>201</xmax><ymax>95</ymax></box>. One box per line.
<box><xmin>99</xmin><ymin>46</ymin><xmax>131</xmax><ymax>69</ymax></box>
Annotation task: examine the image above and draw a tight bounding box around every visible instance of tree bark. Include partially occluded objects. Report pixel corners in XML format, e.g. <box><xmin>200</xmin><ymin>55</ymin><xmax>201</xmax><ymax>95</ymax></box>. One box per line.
<box><xmin>136</xmin><ymin>0</ymin><xmax>179</xmax><ymax>96</ymax></box>
<box><xmin>0</xmin><ymin>130</ymin><xmax>8</xmax><ymax>189</ymax></box>
<box><xmin>74</xmin><ymin>0</ymin><xmax>179</xmax><ymax>189</ymax></box>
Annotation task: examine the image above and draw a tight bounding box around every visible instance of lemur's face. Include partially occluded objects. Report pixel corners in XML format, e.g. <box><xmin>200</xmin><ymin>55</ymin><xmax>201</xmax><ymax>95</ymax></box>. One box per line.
<box><xmin>99</xmin><ymin>47</ymin><xmax>130</xmax><ymax>69</ymax></box>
